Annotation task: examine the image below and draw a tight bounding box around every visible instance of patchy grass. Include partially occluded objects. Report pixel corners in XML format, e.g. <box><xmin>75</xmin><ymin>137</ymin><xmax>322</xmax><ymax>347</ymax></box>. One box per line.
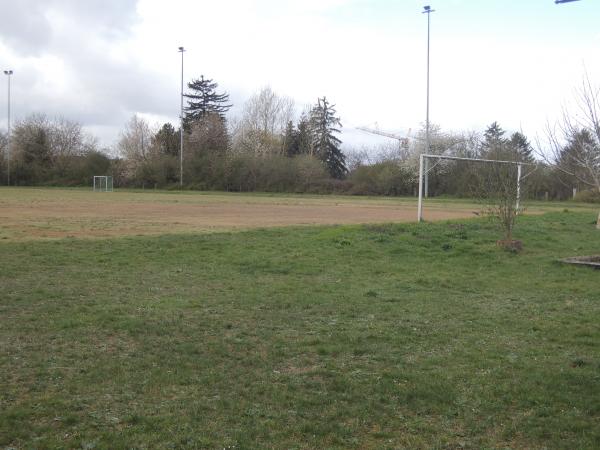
<box><xmin>0</xmin><ymin>186</ymin><xmax>597</xmax><ymax>241</ymax></box>
<box><xmin>1</xmin><ymin>211</ymin><xmax>599</xmax><ymax>448</ymax></box>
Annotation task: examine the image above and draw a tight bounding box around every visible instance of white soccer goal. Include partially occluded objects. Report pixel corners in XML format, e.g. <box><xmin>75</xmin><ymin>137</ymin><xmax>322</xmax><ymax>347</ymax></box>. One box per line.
<box><xmin>417</xmin><ymin>154</ymin><xmax>535</xmax><ymax>222</ymax></box>
<box><xmin>93</xmin><ymin>176</ymin><xmax>113</xmax><ymax>192</ymax></box>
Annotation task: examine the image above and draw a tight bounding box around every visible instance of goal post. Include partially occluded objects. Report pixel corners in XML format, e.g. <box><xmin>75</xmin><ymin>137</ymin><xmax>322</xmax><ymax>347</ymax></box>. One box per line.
<box><xmin>417</xmin><ymin>154</ymin><xmax>534</xmax><ymax>222</ymax></box>
<box><xmin>93</xmin><ymin>176</ymin><xmax>113</xmax><ymax>192</ymax></box>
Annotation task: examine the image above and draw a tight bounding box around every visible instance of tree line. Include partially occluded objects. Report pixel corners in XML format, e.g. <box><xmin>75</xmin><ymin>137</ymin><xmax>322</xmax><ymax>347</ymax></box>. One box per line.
<box><xmin>0</xmin><ymin>114</ymin><xmax>110</xmax><ymax>186</ymax></box>
<box><xmin>0</xmin><ymin>74</ymin><xmax>598</xmax><ymax>203</ymax></box>
<box><xmin>110</xmin><ymin>79</ymin><xmax>348</xmax><ymax>191</ymax></box>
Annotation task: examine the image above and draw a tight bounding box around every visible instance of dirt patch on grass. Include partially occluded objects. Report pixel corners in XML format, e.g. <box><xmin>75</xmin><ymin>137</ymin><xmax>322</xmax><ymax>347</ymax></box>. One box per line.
<box><xmin>0</xmin><ymin>190</ymin><xmax>476</xmax><ymax>240</ymax></box>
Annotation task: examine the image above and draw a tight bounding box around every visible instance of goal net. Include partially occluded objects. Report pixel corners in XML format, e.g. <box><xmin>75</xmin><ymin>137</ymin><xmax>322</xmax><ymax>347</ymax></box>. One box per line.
<box><xmin>417</xmin><ymin>154</ymin><xmax>535</xmax><ymax>222</ymax></box>
<box><xmin>93</xmin><ymin>176</ymin><xmax>113</xmax><ymax>192</ymax></box>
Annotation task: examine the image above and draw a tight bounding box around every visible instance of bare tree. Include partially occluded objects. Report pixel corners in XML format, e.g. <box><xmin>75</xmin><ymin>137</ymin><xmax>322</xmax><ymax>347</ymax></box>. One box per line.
<box><xmin>466</xmin><ymin>137</ymin><xmax>525</xmax><ymax>249</ymax></box>
<box><xmin>539</xmin><ymin>73</ymin><xmax>600</xmax><ymax>226</ymax></box>
<box><xmin>233</xmin><ymin>86</ymin><xmax>296</xmax><ymax>155</ymax></box>
<box><xmin>187</xmin><ymin>113</ymin><xmax>230</xmax><ymax>157</ymax></box>
<box><xmin>10</xmin><ymin>114</ymin><xmax>53</xmax><ymax>183</ymax></box>
<box><xmin>345</xmin><ymin>145</ymin><xmax>373</xmax><ymax>171</ymax></box>
<box><xmin>49</xmin><ymin>118</ymin><xmax>84</xmax><ymax>158</ymax></box>
<box><xmin>542</xmin><ymin>73</ymin><xmax>600</xmax><ymax>194</ymax></box>
<box><xmin>117</xmin><ymin>115</ymin><xmax>155</xmax><ymax>163</ymax></box>
<box><xmin>49</xmin><ymin>117</ymin><xmax>98</xmax><ymax>176</ymax></box>
<box><xmin>405</xmin><ymin>125</ymin><xmax>478</xmax><ymax>189</ymax></box>
<box><xmin>477</xmin><ymin>162</ymin><xmax>521</xmax><ymax>248</ymax></box>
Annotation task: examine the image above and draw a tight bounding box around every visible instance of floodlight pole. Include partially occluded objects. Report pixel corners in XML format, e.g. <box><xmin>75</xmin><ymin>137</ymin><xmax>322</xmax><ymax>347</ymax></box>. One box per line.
<box><xmin>516</xmin><ymin>163</ymin><xmax>522</xmax><ymax>212</ymax></box>
<box><xmin>417</xmin><ymin>154</ymin><xmax>424</xmax><ymax>222</ymax></box>
<box><xmin>423</xmin><ymin>6</ymin><xmax>435</xmax><ymax>199</ymax></box>
<box><xmin>4</xmin><ymin>70</ymin><xmax>12</xmax><ymax>186</ymax></box>
<box><xmin>178</xmin><ymin>46</ymin><xmax>185</xmax><ymax>187</ymax></box>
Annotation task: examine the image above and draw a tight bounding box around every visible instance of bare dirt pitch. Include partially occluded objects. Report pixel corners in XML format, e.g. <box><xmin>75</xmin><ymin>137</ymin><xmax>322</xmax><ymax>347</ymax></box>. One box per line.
<box><xmin>0</xmin><ymin>188</ymin><xmax>480</xmax><ymax>240</ymax></box>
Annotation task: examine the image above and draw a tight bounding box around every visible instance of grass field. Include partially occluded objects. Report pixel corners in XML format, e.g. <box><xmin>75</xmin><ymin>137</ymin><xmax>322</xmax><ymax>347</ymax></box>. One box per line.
<box><xmin>1</xmin><ymin>188</ymin><xmax>599</xmax><ymax>448</ymax></box>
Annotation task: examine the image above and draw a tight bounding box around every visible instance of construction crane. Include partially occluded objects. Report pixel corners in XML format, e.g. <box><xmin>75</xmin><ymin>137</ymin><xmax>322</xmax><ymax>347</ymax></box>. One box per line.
<box><xmin>357</xmin><ymin>124</ymin><xmax>434</xmax><ymax>197</ymax></box>
<box><xmin>355</xmin><ymin>124</ymin><xmax>419</xmax><ymax>147</ymax></box>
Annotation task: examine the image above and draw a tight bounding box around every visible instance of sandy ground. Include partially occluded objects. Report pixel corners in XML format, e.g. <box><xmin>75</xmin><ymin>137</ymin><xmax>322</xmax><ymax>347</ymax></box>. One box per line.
<box><xmin>0</xmin><ymin>189</ymin><xmax>479</xmax><ymax>240</ymax></box>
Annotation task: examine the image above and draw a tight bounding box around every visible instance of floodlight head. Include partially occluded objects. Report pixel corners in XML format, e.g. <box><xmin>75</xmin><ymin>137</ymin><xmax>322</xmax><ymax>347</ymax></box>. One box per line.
<box><xmin>422</xmin><ymin>5</ymin><xmax>435</xmax><ymax>14</ymax></box>
<box><xmin>178</xmin><ymin>46</ymin><xmax>185</xmax><ymax>52</ymax></box>
<box><xmin>424</xmin><ymin>5</ymin><xmax>431</xmax><ymax>11</ymax></box>
<box><xmin>4</xmin><ymin>70</ymin><xmax>13</xmax><ymax>75</ymax></box>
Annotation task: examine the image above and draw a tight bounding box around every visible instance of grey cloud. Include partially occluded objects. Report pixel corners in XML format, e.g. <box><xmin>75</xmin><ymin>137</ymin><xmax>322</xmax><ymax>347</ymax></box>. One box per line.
<box><xmin>0</xmin><ymin>0</ymin><xmax>138</xmax><ymax>54</ymax></box>
<box><xmin>0</xmin><ymin>0</ymin><xmax>179</xmax><ymax>146</ymax></box>
<box><xmin>9</xmin><ymin>47</ymin><xmax>178</xmax><ymax>140</ymax></box>
<box><xmin>0</xmin><ymin>1</ymin><xmax>52</xmax><ymax>54</ymax></box>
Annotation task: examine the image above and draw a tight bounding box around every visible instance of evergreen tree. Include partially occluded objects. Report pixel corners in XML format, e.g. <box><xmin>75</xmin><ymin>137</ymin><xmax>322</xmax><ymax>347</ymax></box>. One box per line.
<box><xmin>296</xmin><ymin>114</ymin><xmax>312</xmax><ymax>155</ymax></box>
<box><xmin>281</xmin><ymin>116</ymin><xmax>314</xmax><ymax>157</ymax></box>
<box><xmin>509</xmin><ymin>131</ymin><xmax>535</xmax><ymax>163</ymax></box>
<box><xmin>153</xmin><ymin>123</ymin><xmax>180</xmax><ymax>157</ymax></box>
<box><xmin>310</xmin><ymin>97</ymin><xmax>347</xmax><ymax>179</ymax></box>
<box><xmin>184</xmin><ymin>75</ymin><xmax>232</xmax><ymax>125</ymax></box>
<box><xmin>483</xmin><ymin>121</ymin><xmax>506</xmax><ymax>146</ymax></box>
<box><xmin>481</xmin><ymin>121</ymin><xmax>507</xmax><ymax>158</ymax></box>
<box><xmin>558</xmin><ymin>128</ymin><xmax>597</xmax><ymax>187</ymax></box>
<box><xmin>282</xmin><ymin>121</ymin><xmax>299</xmax><ymax>157</ymax></box>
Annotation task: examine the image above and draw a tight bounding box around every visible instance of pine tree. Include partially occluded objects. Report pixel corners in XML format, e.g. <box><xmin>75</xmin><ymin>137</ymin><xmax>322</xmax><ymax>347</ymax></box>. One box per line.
<box><xmin>509</xmin><ymin>131</ymin><xmax>535</xmax><ymax>163</ymax></box>
<box><xmin>282</xmin><ymin>121</ymin><xmax>299</xmax><ymax>157</ymax></box>
<box><xmin>558</xmin><ymin>128</ymin><xmax>597</xmax><ymax>186</ymax></box>
<box><xmin>184</xmin><ymin>75</ymin><xmax>232</xmax><ymax>125</ymax></box>
<box><xmin>296</xmin><ymin>114</ymin><xmax>313</xmax><ymax>156</ymax></box>
<box><xmin>310</xmin><ymin>97</ymin><xmax>347</xmax><ymax>179</ymax></box>
<box><xmin>481</xmin><ymin>121</ymin><xmax>507</xmax><ymax>159</ymax></box>
<box><xmin>152</xmin><ymin>123</ymin><xmax>180</xmax><ymax>157</ymax></box>
<box><xmin>483</xmin><ymin>121</ymin><xmax>506</xmax><ymax>146</ymax></box>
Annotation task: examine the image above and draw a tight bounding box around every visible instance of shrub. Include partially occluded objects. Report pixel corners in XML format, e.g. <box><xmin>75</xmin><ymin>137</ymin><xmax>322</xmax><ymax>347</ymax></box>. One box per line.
<box><xmin>347</xmin><ymin>161</ymin><xmax>414</xmax><ymax>196</ymax></box>
<box><xmin>574</xmin><ymin>189</ymin><xmax>600</xmax><ymax>203</ymax></box>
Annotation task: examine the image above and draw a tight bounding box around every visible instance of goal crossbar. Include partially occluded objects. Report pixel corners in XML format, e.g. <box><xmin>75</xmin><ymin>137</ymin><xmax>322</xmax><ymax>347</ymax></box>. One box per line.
<box><xmin>422</xmin><ymin>154</ymin><xmax>536</xmax><ymax>166</ymax></box>
<box><xmin>417</xmin><ymin>154</ymin><xmax>535</xmax><ymax>222</ymax></box>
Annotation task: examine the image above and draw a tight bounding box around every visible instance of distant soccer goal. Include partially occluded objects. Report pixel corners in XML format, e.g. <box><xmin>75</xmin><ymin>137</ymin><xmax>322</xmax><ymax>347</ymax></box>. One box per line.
<box><xmin>93</xmin><ymin>176</ymin><xmax>113</xmax><ymax>192</ymax></box>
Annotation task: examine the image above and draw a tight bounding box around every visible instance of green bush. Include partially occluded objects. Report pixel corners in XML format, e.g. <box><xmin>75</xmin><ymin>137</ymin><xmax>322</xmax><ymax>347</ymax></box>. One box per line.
<box><xmin>347</xmin><ymin>161</ymin><xmax>414</xmax><ymax>196</ymax></box>
<box><xmin>574</xmin><ymin>189</ymin><xmax>600</xmax><ymax>203</ymax></box>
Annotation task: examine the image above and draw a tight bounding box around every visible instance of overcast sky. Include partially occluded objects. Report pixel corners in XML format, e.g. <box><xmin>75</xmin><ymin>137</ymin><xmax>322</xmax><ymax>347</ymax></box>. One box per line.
<box><xmin>0</xmin><ymin>0</ymin><xmax>598</xmax><ymax>151</ymax></box>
